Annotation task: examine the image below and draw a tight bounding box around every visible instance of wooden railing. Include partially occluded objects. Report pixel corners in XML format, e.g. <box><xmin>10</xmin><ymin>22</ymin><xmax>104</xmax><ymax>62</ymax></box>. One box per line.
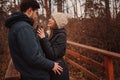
<box><xmin>65</xmin><ymin>40</ymin><xmax>120</xmax><ymax>80</ymax></box>
<box><xmin>3</xmin><ymin>60</ymin><xmax>20</xmax><ymax>80</ymax></box>
<box><xmin>3</xmin><ymin>40</ymin><xmax>120</xmax><ymax>80</ymax></box>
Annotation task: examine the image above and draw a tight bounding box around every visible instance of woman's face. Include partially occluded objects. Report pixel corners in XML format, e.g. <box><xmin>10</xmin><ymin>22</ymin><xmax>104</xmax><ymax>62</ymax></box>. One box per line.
<box><xmin>47</xmin><ymin>17</ymin><xmax>56</xmax><ymax>29</ymax></box>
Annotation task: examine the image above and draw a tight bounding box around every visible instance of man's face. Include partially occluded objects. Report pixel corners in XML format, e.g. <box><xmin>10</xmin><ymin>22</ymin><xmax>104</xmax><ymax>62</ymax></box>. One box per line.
<box><xmin>28</xmin><ymin>8</ymin><xmax>38</xmax><ymax>21</ymax></box>
<box><xmin>31</xmin><ymin>9</ymin><xmax>38</xmax><ymax>21</ymax></box>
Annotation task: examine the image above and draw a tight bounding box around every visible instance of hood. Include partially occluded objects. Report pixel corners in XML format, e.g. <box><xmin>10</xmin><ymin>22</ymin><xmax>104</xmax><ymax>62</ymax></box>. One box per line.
<box><xmin>52</xmin><ymin>12</ymin><xmax>72</xmax><ymax>29</ymax></box>
<box><xmin>5</xmin><ymin>12</ymin><xmax>34</xmax><ymax>28</ymax></box>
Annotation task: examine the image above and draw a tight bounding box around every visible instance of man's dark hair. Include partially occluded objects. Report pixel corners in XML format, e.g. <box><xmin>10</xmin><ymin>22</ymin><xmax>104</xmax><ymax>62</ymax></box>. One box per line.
<box><xmin>20</xmin><ymin>0</ymin><xmax>40</xmax><ymax>12</ymax></box>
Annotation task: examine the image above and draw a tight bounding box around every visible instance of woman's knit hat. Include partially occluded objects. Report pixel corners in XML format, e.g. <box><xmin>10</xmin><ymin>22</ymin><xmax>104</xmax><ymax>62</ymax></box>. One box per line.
<box><xmin>52</xmin><ymin>12</ymin><xmax>72</xmax><ymax>29</ymax></box>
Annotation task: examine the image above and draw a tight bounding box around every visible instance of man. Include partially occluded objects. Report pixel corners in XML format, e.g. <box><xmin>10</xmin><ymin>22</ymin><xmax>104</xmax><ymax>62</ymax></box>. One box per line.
<box><xmin>5</xmin><ymin>0</ymin><xmax>62</xmax><ymax>80</ymax></box>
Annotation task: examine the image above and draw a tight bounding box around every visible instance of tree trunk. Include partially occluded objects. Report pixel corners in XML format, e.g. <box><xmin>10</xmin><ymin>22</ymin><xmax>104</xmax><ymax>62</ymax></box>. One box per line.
<box><xmin>105</xmin><ymin>0</ymin><xmax>111</xmax><ymax>22</ymax></box>
<box><xmin>119</xmin><ymin>1</ymin><xmax>120</xmax><ymax>11</ymax></box>
<box><xmin>44</xmin><ymin>0</ymin><xmax>50</xmax><ymax>18</ymax></box>
<box><xmin>114</xmin><ymin>0</ymin><xmax>118</xmax><ymax>18</ymax></box>
<box><xmin>66</xmin><ymin>0</ymin><xmax>69</xmax><ymax>13</ymax></box>
<box><xmin>49</xmin><ymin>0</ymin><xmax>51</xmax><ymax>17</ymax></box>
<box><xmin>62</xmin><ymin>0</ymin><xmax>64</xmax><ymax>12</ymax></box>
<box><xmin>113</xmin><ymin>0</ymin><xmax>115</xmax><ymax>19</ymax></box>
<box><xmin>57</xmin><ymin>0</ymin><xmax>63</xmax><ymax>12</ymax></box>
<box><xmin>75</xmin><ymin>0</ymin><xmax>78</xmax><ymax>18</ymax></box>
<box><xmin>105</xmin><ymin>0</ymin><xmax>111</xmax><ymax>45</ymax></box>
<box><xmin>78</xmin><ymin>0</ymin><xmax>82</xmax><ymax>17</ymax></box>
<box><xmin>40</xmin><ymin>0</ymin><xmax>44</xmax><ymax>15</ymax></box>
<box><xmin>70</xmin><ymin>0</ymin><xmax>76</xmax><ymax>18</ymax></box>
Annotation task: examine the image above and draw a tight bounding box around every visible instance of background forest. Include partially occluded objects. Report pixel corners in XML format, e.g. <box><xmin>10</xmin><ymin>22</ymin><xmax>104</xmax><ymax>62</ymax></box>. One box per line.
<box><xmin>0</xmin><ymin>0</ymin><xmax>120</xmax><ymax>80</ymax></box>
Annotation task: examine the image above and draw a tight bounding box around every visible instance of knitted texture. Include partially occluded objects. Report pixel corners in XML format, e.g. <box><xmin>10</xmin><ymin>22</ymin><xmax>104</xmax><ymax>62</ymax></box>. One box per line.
<box><xmin>52</xmin><ymin>12</ymin><xmax>72</xmax><ymax>29</ymax></box>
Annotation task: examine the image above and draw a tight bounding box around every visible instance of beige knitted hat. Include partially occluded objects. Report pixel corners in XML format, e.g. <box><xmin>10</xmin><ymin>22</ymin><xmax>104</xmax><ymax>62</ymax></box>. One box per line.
<box><xmin>52</xmin><ymin>12</ymin><xmax>72</xmax><ymax>29</ymax></box>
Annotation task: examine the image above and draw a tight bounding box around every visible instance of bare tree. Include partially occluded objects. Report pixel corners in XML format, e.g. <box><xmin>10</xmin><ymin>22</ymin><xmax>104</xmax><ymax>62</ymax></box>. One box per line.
<box><xmin>113</xmin><ymin>0</ymin><xmax>120</xmax><ymax>19</ymax></box>
<box><xmin>49</xmin><ymin>0</ymin><xmax>51</xmax><ymax>16</ymax></box>
<box><xmin>38</xmin><ymin>0</ymin><xmax>51</xmax><ymax>18</ymax></box>
<box><xmin>70</xmin><ymin>0</ymin><xmax>78</xmax><ymax>18</ymax></box>
<box><xmin>84</xmin><ymin>0</ymin><xmax>95</xmax><ymax>18</ymax></box>
<box><xmin>78</xmin><ymin>0</ymin><xmax>83</xmax><ymax>17</ymax></box>
<box><xmin>75</xmin><ymin>0</ymin><xmax>78</xmax><ymax>18</ymax></box>
<box><xmin>44</xmin><ymin>0</ymin><xmax>50</xmax><ymax>18</ymax></box>
<box><xmin>57</xmin><ymin>0</ymin><xmax>62</xmax><ymax>12</ymax></box>
<box><xmin>114</xmin><ymin>0</ymin><xmax>118</xmax><ymax>18</ymax></box>
<box><xmin>94</xmin><ymin>0</ymin><xmax>105</xmax><ymax>18</ymax></box>
<box><xmin>66</xmin><ymin>0</ymin><xmax>69</xmax><ymax>13</ymax></box>
<box><xmin>105</xmin><ymin>0</ymin><xmax>111</xmax><ymax>20</ymax></box>
<box><xmin>57</xmin><ymin>0</ymin><xmax>63</xmax><ymax>12</ymax></box>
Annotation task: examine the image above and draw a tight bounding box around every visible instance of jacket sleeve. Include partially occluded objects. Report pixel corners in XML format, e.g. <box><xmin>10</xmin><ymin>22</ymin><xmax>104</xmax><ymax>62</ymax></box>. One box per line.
<box><xmin>40</xmin><ymin>33</ymin><xmax>66</xmax><ymax>60</ymax></box>
<box><xmin>17</xmin><ymin>26</ymin><xmax>54</xmax><ymax>71</ymax></box>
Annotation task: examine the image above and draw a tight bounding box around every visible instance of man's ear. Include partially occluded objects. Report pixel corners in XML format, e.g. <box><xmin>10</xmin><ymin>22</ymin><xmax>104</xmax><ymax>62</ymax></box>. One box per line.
<box><xmin>25</xmin><ymin>8</ymin><xmax>33</xmax><ymax>17</ymax></box>
<box><xmin>27</xmin><ymin>8</ymin><xmax>33</xmax><ymax>15</ymax></box>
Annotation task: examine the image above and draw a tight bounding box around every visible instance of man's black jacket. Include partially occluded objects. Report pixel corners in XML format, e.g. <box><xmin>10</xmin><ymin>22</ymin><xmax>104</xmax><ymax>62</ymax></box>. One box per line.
<box><xmin>5</xmin><ymin>12</ymin><xmax>54</xmax><ymax>80</ymax></box>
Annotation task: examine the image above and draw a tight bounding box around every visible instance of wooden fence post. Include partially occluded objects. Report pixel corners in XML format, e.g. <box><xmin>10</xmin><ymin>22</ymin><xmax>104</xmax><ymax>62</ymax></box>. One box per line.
<box><xmin>104</xmin><ymin>56</ymin><xmax>114</xmax><ymax>80</ymax></box>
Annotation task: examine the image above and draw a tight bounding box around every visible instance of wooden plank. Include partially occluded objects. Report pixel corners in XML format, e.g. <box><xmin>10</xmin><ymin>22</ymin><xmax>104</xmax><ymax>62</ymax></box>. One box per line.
<box><xmin>66</xmin><ymin>49</ymin><xmax>104</xmax><ymax>70</ymax></box>
<box><xmin>65</xmin><ymin>57</ymin><xmax>101</xmax><ymax>80</ymax></box>
<box><xmin>67</xmin><ymin>40</ymin><xmax>120</xmax><ymax>58</ymax></box>
<box><xmin>104</xmin><ymin>57</ymin><xmax>114</xmax><ymax>80</ymax></box>
<box><xmin>4</xmin><ymin>59</ymin><xmax>20</xmax><ymax>80</ymax></box>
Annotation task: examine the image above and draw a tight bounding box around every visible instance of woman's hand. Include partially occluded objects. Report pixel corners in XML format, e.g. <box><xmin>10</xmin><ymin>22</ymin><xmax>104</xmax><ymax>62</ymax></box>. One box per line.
<box><xmin>37</xmin><ymin>28</ymin><xmax>45</xmax><ymax>39</ymax></box>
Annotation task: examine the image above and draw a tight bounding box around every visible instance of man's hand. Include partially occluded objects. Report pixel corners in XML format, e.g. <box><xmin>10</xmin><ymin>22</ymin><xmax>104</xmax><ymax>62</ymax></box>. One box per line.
<box><xmin>52</xmin><ymin>62</ymin><xmax>63</xmax><ymax>75</ymax></box>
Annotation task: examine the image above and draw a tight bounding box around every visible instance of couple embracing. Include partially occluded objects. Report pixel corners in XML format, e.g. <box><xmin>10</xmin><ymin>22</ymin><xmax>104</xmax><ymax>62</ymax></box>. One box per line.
<box><xmin>5</xmin><ymin>0</ymin><xmax>71</xmax><ymax>80</ymax></box>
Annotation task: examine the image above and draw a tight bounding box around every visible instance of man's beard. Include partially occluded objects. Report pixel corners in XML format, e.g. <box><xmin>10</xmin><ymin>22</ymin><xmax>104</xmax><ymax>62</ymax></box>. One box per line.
<box><xmin>30</xmin><ymin>18</ymin><xmax>34</xmax><ymax>23</ymax></box>
<box><xmin>28</xmin><ymin>18</ymin><xmax>34</xmax><ymax>26</ymax></box>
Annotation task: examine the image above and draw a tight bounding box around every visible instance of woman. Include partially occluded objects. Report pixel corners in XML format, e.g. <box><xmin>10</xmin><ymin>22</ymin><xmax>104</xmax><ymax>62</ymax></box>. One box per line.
<box><xmin>37</xmin><ymin>12</ymin><xmax>71</xmax><ymax>80</ymax></box>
